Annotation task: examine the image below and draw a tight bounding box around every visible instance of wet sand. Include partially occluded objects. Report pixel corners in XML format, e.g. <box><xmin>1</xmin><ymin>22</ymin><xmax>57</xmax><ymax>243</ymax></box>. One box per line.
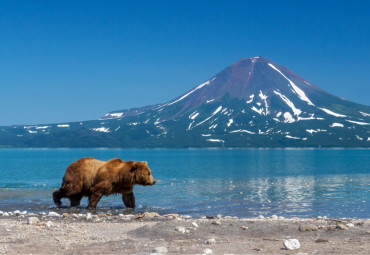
<box><xmin>0</xmin><ymin>211</ymin><xmax>369</xmax><ymax>254</ymax></box>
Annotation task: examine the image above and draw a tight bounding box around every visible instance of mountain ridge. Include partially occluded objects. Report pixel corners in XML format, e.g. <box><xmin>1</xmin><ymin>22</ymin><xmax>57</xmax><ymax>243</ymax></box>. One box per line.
<box><xmin>1</xmin><ymin>56</ymin><xmax>369</xmax><ymax>148</ymax></box>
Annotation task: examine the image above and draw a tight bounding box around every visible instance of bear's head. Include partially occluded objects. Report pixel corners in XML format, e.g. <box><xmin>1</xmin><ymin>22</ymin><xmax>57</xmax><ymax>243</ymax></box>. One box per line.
<box><xmin>130</xmin><ymin>161</ymin><xmax>156</xmax><ymax>186</ymax></box>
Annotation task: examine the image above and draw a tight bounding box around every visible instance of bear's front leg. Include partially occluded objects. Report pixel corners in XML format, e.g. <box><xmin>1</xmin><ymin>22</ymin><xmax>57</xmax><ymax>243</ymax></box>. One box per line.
<box><xmin>122</xmin><ymin>192</ymin><xmax>135</xmax><ymax>208</ymax></box>
<box><xmin>87</xmin><ymin>193</ymin><xmax>103</xmax><ymax>209</ymax></box>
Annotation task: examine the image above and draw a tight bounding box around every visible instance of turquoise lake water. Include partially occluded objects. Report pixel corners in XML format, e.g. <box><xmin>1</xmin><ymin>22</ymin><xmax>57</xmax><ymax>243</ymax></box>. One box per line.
<box><xmin>0</xmin><ymin>148</ymin><xmax>369</xmax><ymax>218</ymax></box>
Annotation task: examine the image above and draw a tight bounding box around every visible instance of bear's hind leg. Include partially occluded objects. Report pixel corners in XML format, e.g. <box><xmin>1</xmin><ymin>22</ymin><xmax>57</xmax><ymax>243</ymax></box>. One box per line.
<box><xmin>87</xmin><ymin>193</ymin><xmax>103</xmax><ymax>210</ymax></box>
<box><xmin>69</xmin><ymin>194</ymin><xmax>83</xmax><ymax>207</ymax></box>
<box><xmin>122</xmin><ymin>192</ymin><xmax>135</xmax><ymax>208</ymax></box>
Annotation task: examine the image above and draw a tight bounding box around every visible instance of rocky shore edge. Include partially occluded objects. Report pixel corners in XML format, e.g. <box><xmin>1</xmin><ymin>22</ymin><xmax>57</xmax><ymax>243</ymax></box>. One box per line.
<box><xmin>1</xmin><ymin>210</ymin><xmax>370</xmax><ymax>254</ymax></box>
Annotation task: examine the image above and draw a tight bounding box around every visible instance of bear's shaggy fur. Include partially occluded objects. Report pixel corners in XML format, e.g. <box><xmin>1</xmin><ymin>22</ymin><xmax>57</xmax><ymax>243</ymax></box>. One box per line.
<box><xmin>53</xmin><ymin>157</ymin><xmax>156</xmax><ymax>209</ymax></box>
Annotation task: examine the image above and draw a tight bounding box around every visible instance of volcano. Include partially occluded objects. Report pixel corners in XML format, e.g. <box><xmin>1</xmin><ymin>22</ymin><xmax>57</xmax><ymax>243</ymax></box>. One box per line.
<box><xmin>1</xmin><ymin>57</ymin><xmax>370</xmax><ymax>147</ymax></box>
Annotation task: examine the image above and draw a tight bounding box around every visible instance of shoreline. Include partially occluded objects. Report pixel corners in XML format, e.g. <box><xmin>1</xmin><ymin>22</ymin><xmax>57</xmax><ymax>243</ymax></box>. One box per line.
<box><xmin>1</xmin><ymin>211</ymin><xmax>369</xmax><ymax>254</ymax></box>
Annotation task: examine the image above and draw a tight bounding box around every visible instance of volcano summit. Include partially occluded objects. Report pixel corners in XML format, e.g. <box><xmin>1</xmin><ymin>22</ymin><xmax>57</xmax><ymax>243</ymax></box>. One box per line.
<box><xmin>1</xmin><ymin>57</ymin><xmax>369</xmax><ymax>147</ymax></box>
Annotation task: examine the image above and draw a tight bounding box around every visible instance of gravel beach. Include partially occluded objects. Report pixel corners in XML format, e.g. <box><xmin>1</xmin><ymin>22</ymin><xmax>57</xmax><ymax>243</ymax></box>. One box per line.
<box><xmin>1</xmin><ymin>211</ymin><xmax>369</xmax><ymax>254</ymax></box>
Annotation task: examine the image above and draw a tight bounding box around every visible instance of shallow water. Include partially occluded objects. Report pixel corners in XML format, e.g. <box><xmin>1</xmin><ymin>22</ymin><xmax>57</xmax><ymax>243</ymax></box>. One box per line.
<box><xmin>0</xmin><ymin>148</ymin><xmax>369</xmax><ymax>218</ymax></box>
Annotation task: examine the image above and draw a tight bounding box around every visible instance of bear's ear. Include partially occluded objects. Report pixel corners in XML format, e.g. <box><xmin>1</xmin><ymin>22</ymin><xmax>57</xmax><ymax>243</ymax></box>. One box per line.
<box><xmin>143</xmin><ymin>161</ymin><xmax>147</xmax><ymax>165</ymax></box>
<box><xmin>130</xmin><ymin>162</ymin><xmax>138</xmax><ymax>172</ymax></box>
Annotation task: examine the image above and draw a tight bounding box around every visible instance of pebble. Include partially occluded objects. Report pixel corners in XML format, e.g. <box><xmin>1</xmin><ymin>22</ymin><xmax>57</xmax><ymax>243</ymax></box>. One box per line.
<box><xmin>240</xmin><ymin>225</ymin><xmax>248</xmax><ymax>230</ymax></box>
<box><xmin>144</xmin><ymin>212</ymin><xmax>160</xmax><ymax>218</ymax></box>
<box><xmin>328</xmin><ymin>225</ymin><xmax>337</xmax><ymax>230</ymax></box>
<box><xmin>28</xmin><ymin>217</ymin><xmax>40</xmax><ymax>225</ymax></box>
<box><xmin>258</xmin><ymin>215</ymin><xmax>264</xmax><ymax>219</ymax></box>
<box><xmin>271</xmin><ymin>215</ymin><xmax>278</xmax><ymax>220</ymax></box>
<box><xmin>202</xmin><ymin>248</ymin><xmax>213</xmax><ymax>254</ymax></box>
<box><xmin>336</xmin><ymin>223</ymin><xmax>349</xmax><ymax>230</ymax></box>
<box><xmin>63</xmin><ymin>213</ymin><xmax>69</xmax><ymax>217</ymax></box>
<box><xmin>212</xmin><ymin>219</ymin><xmax>221</xmax><ymax>225</ymax></box>
<box><xmin>45</xmin><ymin>221</ymin><xmax>54</xmax><ymax>228</ymax></box>
<box><xmin>152</xmin><ymin>246</ymin><xmax>168</xmax><ymax>254</ymax></box>
<box><xmin>48</xmin><ymin>212</ymin><xmax>61</xmax><ymax>217</ymax></box>
<box><xmin>86</xmin><ymin>213</ymin><xmax>92</xmax><ymax>220</ymax></box>
<box><xmin>283</xmin><ymin>239</ymin><xmax>300</xmax><ymax>250</ymax></box>
<box><xmin>183</xmin><ymin>215</ymin><xmax>192</xmax><ymax>219</ymax></box>
<box><xmin>217</xmin><ymin>214</ymin><xmax>222</xmax><ymax>219</ymax></box>
<box><xmin>13</xmin><ymin>210</ymin><xmax>21</xmax><ymax>216</ymax></box>
<box><xmin>175</xmin><ymin>226</ymin><xmax>186</xmax><ymax>234</ymax></box>
<box><xmin>2</xmin><ymin>212</ymin><xmax>9</xmax><ymax>217</ymax></box>
<box><xmin>346</xmin><ymin>223</ymin><xmax>355</xmax><ymax>228</ymax></box>
<box><xmin>192</xmin><ymin>222</ymin><xmax>199</xmax><ymax>228</ymax></box>
<box><xmin>299</xmin><ymin>224</ymin><xmax>318</xmax><ymax>231</ymax></box>
<box><xmin>204</xmin><ymin>238</ymin><xmax>216</xmax><ymax>245</ymax></box>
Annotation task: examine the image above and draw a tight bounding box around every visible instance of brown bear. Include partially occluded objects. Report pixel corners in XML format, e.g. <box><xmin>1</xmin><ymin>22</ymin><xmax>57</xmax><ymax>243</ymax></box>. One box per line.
<box><xmin>52</xmin><ymin>157</ymin><xmax>156</xmax><ymax>209</ymax></box>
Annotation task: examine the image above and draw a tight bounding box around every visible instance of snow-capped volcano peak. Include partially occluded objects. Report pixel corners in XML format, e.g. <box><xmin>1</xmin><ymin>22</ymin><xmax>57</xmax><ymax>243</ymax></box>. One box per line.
<box><xmin>98</xmin><ymin>57</ymin><xmax>369</xmax><ymax>147</ymax></box>
<box><xmin>2</xmin><ymin>57</ymin><xmax>368</xmax><ymax>148</ymax></box>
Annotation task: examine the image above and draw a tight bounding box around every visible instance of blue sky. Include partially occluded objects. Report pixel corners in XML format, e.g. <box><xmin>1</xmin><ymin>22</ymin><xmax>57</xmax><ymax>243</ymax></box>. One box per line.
<box><xmin>1</xmin><ymin>0</ymin><xmax>369</xmax><ymax>125</ymax></box>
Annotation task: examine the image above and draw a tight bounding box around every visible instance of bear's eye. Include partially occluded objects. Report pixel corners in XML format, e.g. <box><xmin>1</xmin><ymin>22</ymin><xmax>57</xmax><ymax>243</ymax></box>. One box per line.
<box><xmin>148</xmin><ymin>172</ymin><xmax>151</xmax><ymax>176</ymax></box>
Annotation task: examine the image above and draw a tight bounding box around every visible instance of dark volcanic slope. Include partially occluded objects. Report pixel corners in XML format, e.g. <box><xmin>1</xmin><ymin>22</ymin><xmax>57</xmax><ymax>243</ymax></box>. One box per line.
<box><xmin>1</xmin><ymin>57</ymin><xmax>369</xmax><ymax>147</ymax></box>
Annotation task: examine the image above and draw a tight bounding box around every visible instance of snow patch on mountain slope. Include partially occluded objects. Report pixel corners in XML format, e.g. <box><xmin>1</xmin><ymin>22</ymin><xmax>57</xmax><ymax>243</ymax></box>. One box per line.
<box><xmin>268</xmin><ymin>63</ymin><xmax>315</xmax><ymax>106</ymax></box>
<box><xmin>346</xmin><ymin>120</ymin><xmax>370</xmax><ymax>125</ymax></box>
<box><xmin>285</xmin><ymin>135</ymin><xmax>301</xmax><ymax>139</ymax></box>
<box><xmin>246</xmin><ymin>94</ymin><xmax>254</xmax><ymax>104</ymax></box>
<box><xmin>259</xmin><ymin>90</ymin><xmax>269</xmax><ymax>115</ymax></box>
<box><xmin>165</xmin><ymin>77</ymin><xmax>216</xmax><ymax>106</ymax></box>
<box><xmin>330</xmin><ymin>123</ymin><xmax>344</xmax><ymax>127</ymax></box>
<box><xmin>104</xmin><ymin>112</ymin><xmax>123</xmax><ymax>119</ymax></box>
<box><xmin>355</xmin><ymin>135</ymin><xmax>363</xmax><ymax>141</ymax></box>
<box><xmin>206</xmin><ymin>139</ymin><xmax>224</xmax><ymax>143</ymax></box>
<box><xmin>273</xmin><ymin>91</ymin><xmax>302</xmax><ymax>116</ymax></box>
<box><xmin>251</xmin><ymin>106</ymin><xmax>264</xmax><ymax>115</ymax></box>
<box><xmin>189</xmin><ymin>111</ymin><xmax>199</xmax><ymax>119</ymax></box>
<box><xmin>193</xmin><ymin>106</ymin><xmax>223</xmax><ymax>128</ymax></box>
<box><xmin>306</xmin><ymin>129</ymin><xmax>327</xmax><ymax>134</ymax></box>
<box><xmin>91</xmin><ymin>127</ymin><xmax>110</xmax><ymax>133</ymax></box>
<box><xmin>359</xmin><ymin>111</ymin><xmax>370</xmax><ymax>117</ymax></box>
<box><xmin>283</xmin><ymin>112</ymin><xmax>295</xmax><ymax>123</ymax></box>
<box><xmin>230</xmin><ymin>129</ymin><xmax>255</xmax><ymax>134</ymax></box>
<box><xmin>227</xmin><ymin>119</ymin><xmax>234</xmax><ymax>127</ymax></box>
<box><xmin>319</xmin><ymin>108</ymin><xmax>347</xmax><ymax>117</ymax></box>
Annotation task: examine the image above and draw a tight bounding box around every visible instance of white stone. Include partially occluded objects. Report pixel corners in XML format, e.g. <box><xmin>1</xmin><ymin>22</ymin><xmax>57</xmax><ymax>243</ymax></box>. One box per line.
<box><xmin>192</xmin><ymin>222</ymin><xmax>199</xmax><ymax>228</ymax></box>
<box><xmin>258</xmin><ymin>215</ymin><xmax>264</xmax><ymax>219</ymax></box>
<box><xmin>13</xmin><ymin>210</ymin><xmax>21</xmax><ymax>216</ymax></box>
<box><xmin>203</xmin><ymin>248</ymin><xmax>213</xmax><ymax>254</ymax></box>
<box><xmin>28</xmin><ymin>217</ymin><xmax>40</xmax><ymax>225</ymax></box>
<box><xmin>283</xmin><ymin>239</ymin><xmax>300</xmax><ymax>250</ymax></box>
<box><xmin>183</xmin><ymin>215</ymin><xmax>192</xmax><ymax>219</ymax></box>
<box><xmin>271</xmin><ymin>215</ymin><xmax>278</xmax><ymax>220</ymax></box>
<box><xmin>86</xmin><ymin>213</ymin><xmax>92</xmax><ymax>220</ymax></box>
<box><xmin>346</xmin><ymin>223</ymin><xmax>355</xmax><ymax>228</ymax></box>
<box><xmin>3</xmin><ymin>213</ymin><xmax>9</xmax><ymax>217</ymax></box>
<box><xmin>204</xmin><ymin>238</ymin><xmax>216</xmax><ymax>245</ymax></box>
<box><xmin>175</xmin><ymin>226</ymin><xmax>186</xmax><ymax>234</ymax></box>
<box><xmin>45</xmin><ymin>221</ymin><xmax>54</xmax><ymax>228</ymax></box>
<box><xmin>21</xmin><ymin>211</ymin><xmax>27</xmax><ymax>215</ymax></box>
<box><xmin>48</xmin><ymin>212</ymin><xmax>61</xmax><ymax>217</ymax></box>
<box><xmin>152</xmin><ymin>246</ymin><xmax>168</xmax><ymax>254</ymax></box>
